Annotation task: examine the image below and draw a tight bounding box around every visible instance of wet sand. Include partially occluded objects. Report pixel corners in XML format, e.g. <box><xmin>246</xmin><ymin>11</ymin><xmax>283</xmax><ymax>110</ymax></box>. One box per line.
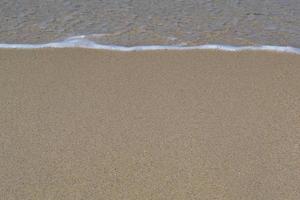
<box><xmin>1</xmin><ymin>49</ymin><xmax>300</xmax><ymax>200</ymax></box>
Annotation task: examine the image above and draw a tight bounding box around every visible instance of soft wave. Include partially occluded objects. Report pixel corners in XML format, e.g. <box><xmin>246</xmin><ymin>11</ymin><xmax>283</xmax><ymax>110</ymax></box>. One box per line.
<box><xmin>1</xmin><ymin>35</ymin><xmax>300</xmax><ymax>54</ymax></box>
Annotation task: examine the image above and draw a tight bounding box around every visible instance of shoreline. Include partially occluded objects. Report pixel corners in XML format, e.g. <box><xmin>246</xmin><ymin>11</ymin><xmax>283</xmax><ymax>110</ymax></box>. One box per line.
<box><xmin>1</xmin><ymin>36</ymin><xmax>300</xmax><ymax>54</ymax></box>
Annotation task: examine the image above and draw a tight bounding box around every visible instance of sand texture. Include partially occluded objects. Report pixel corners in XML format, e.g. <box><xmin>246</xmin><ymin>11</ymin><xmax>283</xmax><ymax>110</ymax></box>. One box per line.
<box><xmin>1</xmin><ymin>49</ymin><xmax>300</xmax><ymax>200</ymax></box>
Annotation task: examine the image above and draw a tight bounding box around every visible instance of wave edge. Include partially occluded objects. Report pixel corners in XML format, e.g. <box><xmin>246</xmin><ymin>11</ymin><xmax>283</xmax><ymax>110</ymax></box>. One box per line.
<box><xmin>0</xmin><ymin>36</ymin><xmax>300</xmax><ymax>54</ymax></box>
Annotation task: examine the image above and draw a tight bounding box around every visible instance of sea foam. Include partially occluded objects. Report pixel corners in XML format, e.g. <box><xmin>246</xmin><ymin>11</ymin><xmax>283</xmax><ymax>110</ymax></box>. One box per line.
<box><xmin>0</xmin><ymin>35</ymin><xmax>300</xmax><ymax>54</ymax></box>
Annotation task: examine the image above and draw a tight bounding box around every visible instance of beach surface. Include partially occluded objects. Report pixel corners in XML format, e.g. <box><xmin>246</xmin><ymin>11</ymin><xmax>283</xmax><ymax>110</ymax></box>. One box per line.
<box><xmin>1</xmin><ymin>49</ymin><xmax>300</xmax><ymax>199</ymax></box>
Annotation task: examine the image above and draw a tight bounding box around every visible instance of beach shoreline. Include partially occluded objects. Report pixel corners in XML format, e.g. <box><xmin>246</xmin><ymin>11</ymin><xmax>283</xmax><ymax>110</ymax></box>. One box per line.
<box><xmin>1</xmin><ymin>37</ymin><xmax>300</xmax><ymax>54</ymax></box>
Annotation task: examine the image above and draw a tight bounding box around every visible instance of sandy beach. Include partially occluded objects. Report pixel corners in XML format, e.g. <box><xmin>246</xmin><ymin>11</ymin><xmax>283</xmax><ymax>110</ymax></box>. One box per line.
<box><xmin>1</xmin><ymin>49</ymin><xmax>300</xmax><ymax>199</ymax></box>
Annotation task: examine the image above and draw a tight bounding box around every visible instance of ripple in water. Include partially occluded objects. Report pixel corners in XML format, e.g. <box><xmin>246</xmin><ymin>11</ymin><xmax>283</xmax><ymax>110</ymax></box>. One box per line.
<box><xmin>1</xmin><ymin>0</ymin><xmax>300</xmax><ymax>47</ymax></box>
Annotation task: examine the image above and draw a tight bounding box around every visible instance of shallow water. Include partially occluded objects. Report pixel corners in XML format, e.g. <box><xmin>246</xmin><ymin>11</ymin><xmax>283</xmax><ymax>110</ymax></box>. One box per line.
<box><xmin>1</xmin><ymin>0</ymin><xmax>300</xmax><ymax>47</ymax></box>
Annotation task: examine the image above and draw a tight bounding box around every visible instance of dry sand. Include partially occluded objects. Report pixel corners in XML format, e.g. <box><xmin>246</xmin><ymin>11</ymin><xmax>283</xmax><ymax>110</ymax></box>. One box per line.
<box><xmin>0</xmin><ymin>49</ymin><xmax>300</xmax><ymax>200</ymax></box>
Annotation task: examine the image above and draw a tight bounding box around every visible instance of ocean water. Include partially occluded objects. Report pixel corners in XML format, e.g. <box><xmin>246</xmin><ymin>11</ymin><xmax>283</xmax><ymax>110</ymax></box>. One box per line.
<box><xmin>1</xmin><ymin>0</ymin><xmax>300</xmax><ymax>48</ymax></box>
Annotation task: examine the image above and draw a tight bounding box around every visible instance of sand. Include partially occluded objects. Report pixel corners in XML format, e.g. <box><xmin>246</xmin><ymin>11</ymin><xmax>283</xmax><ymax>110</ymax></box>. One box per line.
<box><xmin>0</xmin><ymin>49</ymin><xmax>300</xmax><ymax>200</ymax></box>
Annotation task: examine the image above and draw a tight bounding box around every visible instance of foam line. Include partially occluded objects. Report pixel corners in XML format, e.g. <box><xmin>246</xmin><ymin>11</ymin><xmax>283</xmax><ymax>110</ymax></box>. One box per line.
<box><xmin>0</xmin><ymin>36</ymin><xmax>300</xmax><ymax>54</ymax></box>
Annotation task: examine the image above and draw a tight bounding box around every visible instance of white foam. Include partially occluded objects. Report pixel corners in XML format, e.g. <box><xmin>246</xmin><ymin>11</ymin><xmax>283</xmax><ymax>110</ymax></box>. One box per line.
<box><xmin>0</xmin><ymin>36</ymin><xmax>300</xmax><ymax>54</ymax></box>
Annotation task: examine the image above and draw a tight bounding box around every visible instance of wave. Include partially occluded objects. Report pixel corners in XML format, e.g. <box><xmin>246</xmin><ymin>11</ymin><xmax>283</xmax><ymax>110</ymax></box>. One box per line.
<box><xmin>0</xmin><ymin>35</ymin><xmax>300</xmax><ymax>54</ymax></box>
